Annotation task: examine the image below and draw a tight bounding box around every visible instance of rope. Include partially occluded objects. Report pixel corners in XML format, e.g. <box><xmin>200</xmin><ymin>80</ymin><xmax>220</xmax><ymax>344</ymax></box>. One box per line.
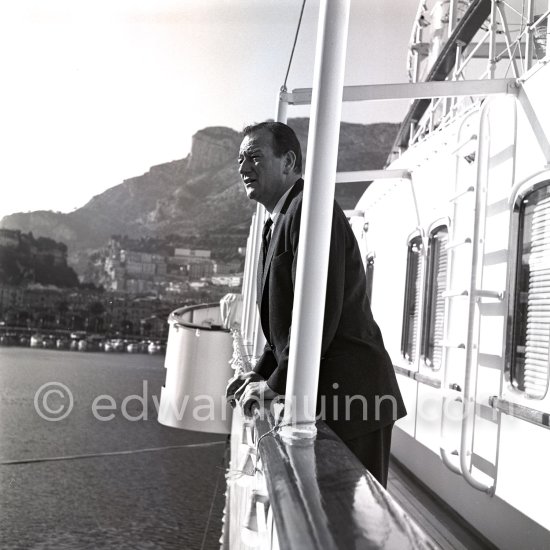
<box><xmin>0</xmin><ymin>440</ymin><xmax>225</xmax><ymax>465</ymax></box>
<box><xmin>282</xmin><ymin>0</ymin><xmax>307</xmax><ymax>91</ymax></box>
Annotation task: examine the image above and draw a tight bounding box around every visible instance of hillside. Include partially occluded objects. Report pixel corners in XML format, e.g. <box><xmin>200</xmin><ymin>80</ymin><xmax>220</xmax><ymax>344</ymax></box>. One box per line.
<box><xmin>0</xmin><ymin>230</ymin><xmax>79</xmax><ymax>287</ymax></box>
<box><xmin>1</xmin><ymin>119</ymin><xmax>398</xmax><ymax>256</ymax></box>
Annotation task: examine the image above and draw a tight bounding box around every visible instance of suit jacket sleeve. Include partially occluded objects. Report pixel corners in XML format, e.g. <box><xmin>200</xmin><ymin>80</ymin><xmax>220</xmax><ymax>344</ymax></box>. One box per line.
<box><xmin>253</xmin><ymin>342</ymin><xmax>278</xmax><ymax>379</ymax></box>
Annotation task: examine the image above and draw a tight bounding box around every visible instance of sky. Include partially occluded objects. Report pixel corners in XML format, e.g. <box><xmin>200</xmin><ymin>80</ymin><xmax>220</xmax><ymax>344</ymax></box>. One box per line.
<box><xmin>0</xmin><ymin>0</ymin><xmax>420</xmax><ymax>220</ymax></box>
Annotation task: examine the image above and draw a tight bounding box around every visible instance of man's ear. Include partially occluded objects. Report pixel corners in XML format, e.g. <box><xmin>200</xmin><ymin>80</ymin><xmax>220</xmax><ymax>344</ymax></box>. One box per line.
<box><xmin>283</xmin><ymin>150</ymin><xmax>297</xmax><ymax>174</ymax></box>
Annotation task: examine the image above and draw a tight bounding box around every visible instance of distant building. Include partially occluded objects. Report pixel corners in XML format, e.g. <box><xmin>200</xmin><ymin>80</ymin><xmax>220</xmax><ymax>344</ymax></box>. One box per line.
<box><xmin>174</xmin><ymin>248</ymin><xmax>211</xmax><ymax>259</ymax></box>
<box><xmin>0</xmin><ymin>285</ymin><xmax>24</xmax><ymax>311</ymax></box>
<box><xmin>211</xmin><ymin>276</ymin><xmax>242</xmax><ymax>288</ymax></box>
<box><xmin>103</xmin><ymin>238</ymin><xmax>168</xmax><ymax>292</ymax></box>
<box><xmin>169</xmin><ymin>247</ymin><xmax>214</xmax><ymax>281</ymax></box>
<box><xmin>187</xmin><ymin>262</ymin><xmax>214</xmax><ymax>279</ymax></box>
<box><xmin>213</xmin><ymin>259</ymin><xmax>242</xmax><ymax>275</ymax></box>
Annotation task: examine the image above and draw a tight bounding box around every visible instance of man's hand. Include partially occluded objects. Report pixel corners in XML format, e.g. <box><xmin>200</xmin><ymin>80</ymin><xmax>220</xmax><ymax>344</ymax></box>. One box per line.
<box><xmin>225</xmin><ymin>371</ymin><xmax>264</xmax><ymax>407</ymax></box>
<box><xmin>239</xmin><ymin>380</ymin><xmax>278</xmax><ymax>417</ymax></box>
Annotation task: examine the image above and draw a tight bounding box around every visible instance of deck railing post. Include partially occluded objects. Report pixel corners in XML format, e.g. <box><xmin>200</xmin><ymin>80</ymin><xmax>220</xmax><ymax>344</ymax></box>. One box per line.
<box><xmin>251</xmin><ymin>204</ymin><xmax>266</xmax><ymax>358</ymax></box>
<box><xmin>240</xmin><ymin>220</ymin><xmax>254</xmax><ymax>336</ymax></box>
<box><xmin>244</xmin><ymin>208</ymin><xmax>263</xmax><ymax>347</ymax></box>
<box><xmin>281</xmin><ymin>0</ymin><xmax>350</xmax><ymax>439</ymax></box>
<box><xmin>252</xmin><ymin>91</ymin><xmax>290</xmax><ymax>358</ymax></box>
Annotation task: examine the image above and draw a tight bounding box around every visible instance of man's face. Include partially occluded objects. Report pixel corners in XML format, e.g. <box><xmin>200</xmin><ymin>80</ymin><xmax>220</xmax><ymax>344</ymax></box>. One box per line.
<box><xmin>238</xmin><ymin>129</ymin><xmax>288</xmax><ymax>210</ymax></box>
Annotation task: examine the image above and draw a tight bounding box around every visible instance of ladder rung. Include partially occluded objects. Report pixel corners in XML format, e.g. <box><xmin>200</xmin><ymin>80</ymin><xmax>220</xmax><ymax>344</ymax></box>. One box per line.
<box><xmin>473</xmin><ymin>289</ymin><xmax>505</xmax><ymax>300</ymax></box>
<box><xmin>477</xmin><ymin>404</ymin><xmax>499</xmax><ymax>424</ymax></box>
<box><xmin>478</xmin><ymin>353</ymin><xmax>502</xmax><ymax>370</ymax></box>
<box><xmin>446</xmin><ymin>237</ymin><xmax>472</xmax><ymax>250</ymax></box>
<box><xmin>483</xmin><ymin>249</ymin><xmax>509</xmax><ymax>266</ymax></box>
<box><xmin>443</xmin><ymin>289</ymin><xmax>469</xmax><ymax>298</ymax></box>
<box><xmin>451</xmin><ymin>134</ymin><xmax>478</xmax><ymax>155</ymax></box>
<box><xmin>472</xmin><ymin>452</ymin><xmax>497</xmax><ymax>477</ymax></box>
<box><xmin>442</xmin><ymin>340</ymin><xmax>466</xmax><ymax>349</ymax></box>
<box><xmin>450</xmin><ymin>185</ymin><xmax>475</xmax><ymax>201</ymax></box>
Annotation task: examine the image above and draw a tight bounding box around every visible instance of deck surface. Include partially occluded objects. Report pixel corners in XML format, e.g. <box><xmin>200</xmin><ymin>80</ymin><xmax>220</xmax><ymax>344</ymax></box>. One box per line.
<box><xmin>387</xmin><ymin>458</ymin><xmax>498</xmax><ymax>550</ymax></box>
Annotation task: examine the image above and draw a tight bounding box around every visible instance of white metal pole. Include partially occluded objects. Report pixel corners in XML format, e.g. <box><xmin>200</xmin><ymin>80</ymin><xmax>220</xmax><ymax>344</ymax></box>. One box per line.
<box><xmin>251</xmin><ymin>205</ymin><xmax>266</xmax><ymax>355</ymax></box>
<box><xmin>252</xmin><ymin>91</ymin><xmax>289</xmax><ymax>359</ymax></box>
<box><xmin>281</xmin><ymin>0</ymin><xmax>350</xmax><ymax>439</ymax></box>
<box><xmin>240</xmin><ymin>220</ymin><xmax>254</xmax><ymax>334</ymax></box>
<box><xmin>276</xmin><ymin>87</ymin><xmax>289</xmax><ymax>124</ymax></box>
<box><xmin>245</xmin><ymin>208</ymin><xmax>263</xmax><ymax>346</ymax></box>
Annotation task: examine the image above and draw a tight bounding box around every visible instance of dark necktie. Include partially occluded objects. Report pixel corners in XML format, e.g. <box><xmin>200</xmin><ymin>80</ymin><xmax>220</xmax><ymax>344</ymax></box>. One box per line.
<box><xmin>261</xmin><ymin>217</ymin><xmax>273</xmax><ymax>265</ymax></box>
<box><xmin>257</xmin><ymin>218</ymin><xmax>273</xmax><ymax>303</ymax></box>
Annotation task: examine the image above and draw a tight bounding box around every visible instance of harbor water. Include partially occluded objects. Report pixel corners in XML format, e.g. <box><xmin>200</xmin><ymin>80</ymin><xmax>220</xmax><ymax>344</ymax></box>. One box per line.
<box><xmin>0</xmin><ymin>347</ymin><xmax>226</xmax><ymax>550</ymax></box>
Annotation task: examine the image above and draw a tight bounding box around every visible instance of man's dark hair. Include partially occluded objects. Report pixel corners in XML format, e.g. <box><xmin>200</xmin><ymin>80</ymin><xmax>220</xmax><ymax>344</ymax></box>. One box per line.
<box><xmin>242</xmin><ymin>121</ymin><xmax>302</xmax><ymax>173</ymax></box>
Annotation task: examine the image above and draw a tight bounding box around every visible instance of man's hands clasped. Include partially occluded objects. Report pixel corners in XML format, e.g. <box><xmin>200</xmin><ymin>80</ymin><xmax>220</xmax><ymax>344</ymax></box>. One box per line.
<box><xmin>225</xmin><ymin>371</ymin><xmax>278</xmax><ymax>417</ymax></box>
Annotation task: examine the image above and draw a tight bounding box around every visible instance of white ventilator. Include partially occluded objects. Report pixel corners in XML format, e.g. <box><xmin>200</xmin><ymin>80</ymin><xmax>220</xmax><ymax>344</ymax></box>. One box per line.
<box><xmin>158</xmin><ymin>302</ymin><xmax>235</xmax><ymax>434</ymax></box>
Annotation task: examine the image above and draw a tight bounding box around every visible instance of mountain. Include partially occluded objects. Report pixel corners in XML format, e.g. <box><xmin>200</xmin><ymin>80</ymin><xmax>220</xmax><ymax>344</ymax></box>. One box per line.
<box><xmin>1</xmin><ymin>119</ymin><xmax>398</xmax><ymax>255</ymax></box>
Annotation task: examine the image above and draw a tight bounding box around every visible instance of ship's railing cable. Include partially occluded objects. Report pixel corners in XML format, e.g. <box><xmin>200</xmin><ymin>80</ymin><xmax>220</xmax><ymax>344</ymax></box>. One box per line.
<box><xmin>282</xmin><ymin>0</ymin><xmax>307</xmax><ymax>91</ymax></box>
<box><xmin>0</xmin><ymin>440</ymin><xmax>225</xmax><ymax>465</ymax></box>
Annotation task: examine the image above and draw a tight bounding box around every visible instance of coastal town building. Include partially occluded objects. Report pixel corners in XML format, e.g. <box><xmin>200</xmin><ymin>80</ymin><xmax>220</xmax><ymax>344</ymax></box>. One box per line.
<box><xmin>103</xmin><ymin>238</ymin><xmax>168</xmax><ymax>293</ymax></box>
<box><xmin>0</xmin><ymin>283</ymin><xmax>178</xmax><ymax>337</ymax></box>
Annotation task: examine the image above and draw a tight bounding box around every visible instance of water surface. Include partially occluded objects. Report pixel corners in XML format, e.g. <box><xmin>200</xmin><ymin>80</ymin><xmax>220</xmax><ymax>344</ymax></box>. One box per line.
<box><xmin>0</xmin><ymin>348</ymin><xmax>226</xmax><ymax>549</ymax></box>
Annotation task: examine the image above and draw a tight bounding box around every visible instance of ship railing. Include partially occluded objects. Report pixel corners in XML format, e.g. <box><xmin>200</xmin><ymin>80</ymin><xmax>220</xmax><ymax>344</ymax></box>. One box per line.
<box><xmin>168</xmin><ymin>302</ymin><xmax>228</xmax><ymax>329</ymax></box>
<box><xmin>405</xmin><ymin>0</ymin><xmax>550</xmax><ymax>149</ymax></box>
<box><xmin>223</xmin><ymin>328</ymin><xmax>438</xmax><ymax>550</ymax></box>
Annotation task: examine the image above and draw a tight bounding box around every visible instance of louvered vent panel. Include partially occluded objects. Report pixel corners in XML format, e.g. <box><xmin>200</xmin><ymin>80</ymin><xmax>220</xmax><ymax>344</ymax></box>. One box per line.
<box><xmin>525</xmin><ymin>195</ymin><xmax>550</xmax><ymax>397</ymax></box>
<box><xmin>432</xmin><ymin>231</ymin><xmax>448</xmax><ymax>369</ymax></box>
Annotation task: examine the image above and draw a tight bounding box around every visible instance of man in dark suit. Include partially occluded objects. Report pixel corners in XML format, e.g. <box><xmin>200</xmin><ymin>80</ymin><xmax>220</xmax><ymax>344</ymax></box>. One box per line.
<box><xmin>227</xmin><ymin>121</ymin><xmax>405</xmax><ymax>487</ymax></box>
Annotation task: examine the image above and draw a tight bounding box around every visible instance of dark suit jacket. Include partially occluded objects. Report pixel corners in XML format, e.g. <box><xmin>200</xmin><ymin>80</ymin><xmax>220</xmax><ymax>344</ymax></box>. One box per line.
<box><xmin>253</xmin><ymin>180</ymin><xmax>406</xmax><ymax>439</ymax></box>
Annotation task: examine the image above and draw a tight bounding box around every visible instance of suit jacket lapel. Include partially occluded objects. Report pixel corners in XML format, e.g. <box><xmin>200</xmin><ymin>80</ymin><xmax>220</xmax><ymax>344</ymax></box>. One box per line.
<box><xmin>259</xmin><ymin>179</ymin><xmax>304</xmax><ymax>295</ymax></box>
<box><xmin>256</xmin><ymin>245</ymin><xmax>264</xmax><ymax>305</ymax></box>
<box><xmin>261</xmin><ymin>219</ymin><xmax>279</xmax><ymax>277</ymax></box>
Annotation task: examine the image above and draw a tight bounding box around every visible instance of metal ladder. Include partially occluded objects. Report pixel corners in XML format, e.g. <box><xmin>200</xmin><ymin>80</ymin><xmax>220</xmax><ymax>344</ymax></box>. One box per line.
<box><xmin>439</xmin><ymin>114</ymin><xmax>478</xmax><ymax>477</ymax></box>
<box><xmin>440</xmin><ymin>100</ymin><xmax>511</xmax><ymax>494</ymax></box>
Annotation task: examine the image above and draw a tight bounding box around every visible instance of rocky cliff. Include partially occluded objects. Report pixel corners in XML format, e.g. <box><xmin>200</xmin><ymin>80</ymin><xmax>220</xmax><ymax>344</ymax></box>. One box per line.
<box><xmin>1</xmin><ymin>120</ymin><xmax>398</xmax><ymax>256</ymax></box>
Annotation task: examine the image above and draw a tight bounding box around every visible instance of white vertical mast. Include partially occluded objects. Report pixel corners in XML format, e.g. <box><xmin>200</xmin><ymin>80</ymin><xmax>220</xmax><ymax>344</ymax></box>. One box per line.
<box><xmin>281</xmin><ymin>0</ymin><xmax>351</xmax><ymax>438</ymax></box>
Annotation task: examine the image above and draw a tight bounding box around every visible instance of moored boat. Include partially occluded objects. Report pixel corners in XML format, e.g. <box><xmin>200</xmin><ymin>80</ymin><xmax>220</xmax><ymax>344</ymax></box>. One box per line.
<box><xmin>29</xmin><ymin>334</ymin><xmax>43</xmax><ymax>348</ymax></box>
<box><xmin>77</xmin><ymin>339</ymin><xmax>87</xmax><ymax>352</ymax></box>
